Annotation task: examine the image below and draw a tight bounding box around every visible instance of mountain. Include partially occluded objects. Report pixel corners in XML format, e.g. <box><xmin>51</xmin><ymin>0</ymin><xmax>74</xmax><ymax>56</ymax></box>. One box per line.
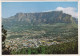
<box><xmin>2</xmin><ymin>11</ymin><xmax>77</xmax><ymax>29</ymax></box>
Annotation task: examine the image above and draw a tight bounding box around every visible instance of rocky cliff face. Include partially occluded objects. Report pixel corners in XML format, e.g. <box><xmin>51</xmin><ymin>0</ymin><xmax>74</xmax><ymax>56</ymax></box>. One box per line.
<box><xmin>2</xmin><ymin>11</ymin><xmax>77</xmax><ymax>27</ymax></box>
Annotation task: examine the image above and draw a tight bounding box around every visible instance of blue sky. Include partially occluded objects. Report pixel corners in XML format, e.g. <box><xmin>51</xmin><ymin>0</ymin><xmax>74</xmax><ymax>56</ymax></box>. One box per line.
<box><xmin>2</xmin><ymin>2</ymin><xmax>78</xmax><ymax>18</ymax></box>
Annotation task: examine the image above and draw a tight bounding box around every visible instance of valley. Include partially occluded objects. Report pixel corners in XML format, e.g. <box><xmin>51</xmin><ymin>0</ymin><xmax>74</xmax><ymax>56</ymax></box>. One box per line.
<box><xmin>5</xmin><ymin>23</ymin><xmax>78</xmax><ymax>51</ymax></box>
<box><xmin>2</xmin><ymin>11</ymin><xmax>78</xmax><ymax>54</ymax></box>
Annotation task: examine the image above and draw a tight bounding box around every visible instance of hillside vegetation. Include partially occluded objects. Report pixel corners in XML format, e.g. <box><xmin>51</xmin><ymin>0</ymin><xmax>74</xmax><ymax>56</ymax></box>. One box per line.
<box><xmin>2</xmin><ymin>11</ymin><xmax>78</xmax><ymax>54</ymax></box>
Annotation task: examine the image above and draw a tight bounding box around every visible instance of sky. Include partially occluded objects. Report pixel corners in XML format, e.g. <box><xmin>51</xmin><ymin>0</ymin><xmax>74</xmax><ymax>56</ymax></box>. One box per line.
<box><xmin>2</xmin><ymin>2</ymin><xmax>78</xmax><ymax>18</ymax></box>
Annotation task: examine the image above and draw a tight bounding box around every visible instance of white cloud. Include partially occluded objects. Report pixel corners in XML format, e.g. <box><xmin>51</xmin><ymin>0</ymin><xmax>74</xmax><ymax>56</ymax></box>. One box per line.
<box><xmin>56</xmin><ymin>7</ymin><xmax>78</xmax><ymax>18</ymax></box>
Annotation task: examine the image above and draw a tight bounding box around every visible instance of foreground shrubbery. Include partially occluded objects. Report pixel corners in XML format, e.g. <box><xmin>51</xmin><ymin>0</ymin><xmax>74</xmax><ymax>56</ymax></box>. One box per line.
<box><xmin>11</xmin><ymin>41</ymin><xmax>78</xmax><ymax>54</ymax></box>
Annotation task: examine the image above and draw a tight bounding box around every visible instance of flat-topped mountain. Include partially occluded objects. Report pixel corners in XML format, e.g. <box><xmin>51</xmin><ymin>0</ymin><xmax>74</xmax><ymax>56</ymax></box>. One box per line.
<box><xmin>2</xmin><ymin>11</ymin><xmax>77</xmax><ymax>29</ymax></box>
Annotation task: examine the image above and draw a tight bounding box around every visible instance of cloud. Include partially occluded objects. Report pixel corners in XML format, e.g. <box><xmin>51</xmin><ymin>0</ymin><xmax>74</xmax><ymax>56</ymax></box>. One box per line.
<box><xmin>56</xmin><ymin>7</ymin><xmax>78</xmax><ymax>18</ymax></box>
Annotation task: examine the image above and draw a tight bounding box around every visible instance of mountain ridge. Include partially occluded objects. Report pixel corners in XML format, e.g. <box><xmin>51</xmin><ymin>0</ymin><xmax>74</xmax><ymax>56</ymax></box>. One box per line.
<box><xmin>2</xmin><ymin>11</ymin><xmax>77</xmax><ymax>29</ymax></box>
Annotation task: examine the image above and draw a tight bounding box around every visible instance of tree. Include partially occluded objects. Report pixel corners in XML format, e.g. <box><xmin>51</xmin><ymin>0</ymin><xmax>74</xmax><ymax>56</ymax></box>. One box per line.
<box><xmin>27</xmin><ymin>48</ymin><xmax>31</xmax><ymax>54</ymax></box>
<box><xmin>2</xmin><ymin>25</ymin><xmax>10</xmax><ymax>55</ymax></box>
<box><xmin>2</xmin><ymin>25</ymin><xmax>7</xmax><ymax>49</ymax></box>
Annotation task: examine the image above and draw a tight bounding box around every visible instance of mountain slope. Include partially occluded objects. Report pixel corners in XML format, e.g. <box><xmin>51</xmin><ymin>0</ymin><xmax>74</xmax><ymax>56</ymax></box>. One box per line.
<box><xmin>2</xmin><ymin>11</ymin><xmax>77</xmax><ymax>29</ymax></box>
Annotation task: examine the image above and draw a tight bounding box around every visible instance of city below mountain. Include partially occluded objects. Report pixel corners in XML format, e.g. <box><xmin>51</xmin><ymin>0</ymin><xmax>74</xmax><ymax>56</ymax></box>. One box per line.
<box><xmin>2</xmin><ymin>11</ymin><xmax>78</xmax><ymax>54</ymax></box>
